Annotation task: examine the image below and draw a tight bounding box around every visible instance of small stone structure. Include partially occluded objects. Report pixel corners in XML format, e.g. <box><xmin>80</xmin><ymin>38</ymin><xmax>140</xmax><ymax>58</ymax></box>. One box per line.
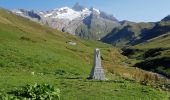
<box><xmin>88</xmin><ymin>48</ymin><xmax>105</xmax><ymax>80</ymax></box>
<box><xmin>67</xmin><ymin>40</ymin><xmax>77</xmax><ymax>45</ymax></box>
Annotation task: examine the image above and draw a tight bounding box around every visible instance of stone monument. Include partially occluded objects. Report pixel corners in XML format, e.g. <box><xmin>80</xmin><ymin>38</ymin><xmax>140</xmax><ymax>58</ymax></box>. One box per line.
<box><xmin>88</xmin><ymin>48</ymin><xmax>105</xmax><ymax>80</ymax></box>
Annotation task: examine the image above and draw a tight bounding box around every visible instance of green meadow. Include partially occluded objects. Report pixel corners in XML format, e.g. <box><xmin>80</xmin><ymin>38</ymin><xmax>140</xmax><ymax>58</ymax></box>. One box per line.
<box><xmin>0</xmin><ymin>9</ymin><xmax>169</xmax><ymax>99</ymax></box>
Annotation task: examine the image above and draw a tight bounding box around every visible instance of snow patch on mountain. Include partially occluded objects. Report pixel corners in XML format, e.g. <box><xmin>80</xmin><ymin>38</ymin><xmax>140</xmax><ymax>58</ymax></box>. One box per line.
<box><xmin>91</xmin><ymin>8</ymin><xmax>100</xmax><ymax>14</ymax></box>
<box><xmin>12</xmin><ymin>9</ymin><xmax>23</xmax><ymax>14</ymax></box>
<box><xmin>15</xmin><ymin>11</ymin><xmax>23</xmax><ymax>14</ymax></box>
<box><xmin>44</xmin><ymin>13</ymin><xmax>53</xmax><ymax>17</ymax></box>
<box><xmin>42</xmin><ymin>7</ymin><xmax>92</xmax><ymax>21</ymax></box>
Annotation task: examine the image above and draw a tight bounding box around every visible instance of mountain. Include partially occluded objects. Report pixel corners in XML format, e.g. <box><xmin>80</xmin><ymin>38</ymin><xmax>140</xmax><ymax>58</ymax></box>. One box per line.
<box><xmin>139</xmin><ymin>21</ymin><xmax>170</xmax><ymax>42</ymax></box>
<box><xmin>75</xmin><ymin>8</ymin><xmax>120</xmax><ymax>40</ymax></box>
<box><xmin>102</xmin><ymin>15</ymin><xmax>170</xmax><ymax>47</ymax></box>
<box><xmin>101</xmin><ymin>22</ymin><xmax>155</xmax><ymax>46</ymax></box>
<box><xmin>12</xmin><ymin>3</ymin><xmax>120</xmax><ymax>40</ymax></box>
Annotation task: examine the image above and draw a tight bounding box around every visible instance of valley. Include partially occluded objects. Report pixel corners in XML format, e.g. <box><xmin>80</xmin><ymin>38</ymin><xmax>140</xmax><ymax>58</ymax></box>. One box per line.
<box><xmin>0</xmin><ymin>2</ymin><xmax>170</xmax><ymax>100</ymax></box>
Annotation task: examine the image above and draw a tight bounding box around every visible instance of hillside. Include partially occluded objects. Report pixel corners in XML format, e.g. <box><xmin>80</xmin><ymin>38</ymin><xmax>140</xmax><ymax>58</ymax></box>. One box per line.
<box><xmin>101</xmin><ymin>22</ymin><xmax>155</xmax><ymax>46</ymax></box>
<box><xmin>102</xmin><ymin>16</ymin><xmax>170</xmax><ymax>47</ymax></box>
<box><xmin>117</xmin><ymin>19</ymin><xmax>170</xmax><ymax>78</ymax></box>
<box><xmin>0</xmin><ymin>8</ymin><xmax>170</xmax><ymax>99</ymax></box>
<box><xmin>122</xmin><ymin>33</ymin><xmax>170</xmax><ymax>77</ymax></box>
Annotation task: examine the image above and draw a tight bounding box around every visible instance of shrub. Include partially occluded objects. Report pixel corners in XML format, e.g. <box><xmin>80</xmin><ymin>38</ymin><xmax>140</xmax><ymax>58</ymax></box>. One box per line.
<box><xmin>134</xmin><ymin>57</ymin><xmax>170</xmax><ymax>77</ymax></box>
<box><xmin>121</xmin><ymin>48</ymin><xmax>143</xmax><ymax>58</ymax></box>
<box><xmin>20</xmin><ymin>36</ymin><xmax>31</xmax><ymax>41</ymax></box>
<box><xmin>143</xmin><ymin>48</ymin><xmax>166</xmax><ymax>58</ymax></box>
<box><xmin>0</xmin><ymin>90</ymin><xmax>18</xmax><ymax>100</ymax></box>
<box><xmin>20</xmin><ymin>36</ymin><xmax>36</xmax><ymax>43</ymax></box>
<box><xmin>2</xmin><ymin>83</ymin><xmax>60</xmax><ymax>100</ymax></box>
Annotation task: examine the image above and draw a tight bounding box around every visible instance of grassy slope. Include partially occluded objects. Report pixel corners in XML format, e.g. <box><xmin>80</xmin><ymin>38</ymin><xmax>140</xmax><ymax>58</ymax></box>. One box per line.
<box><xmin>0</xmin><ymin>9</ymin><xmax>169</xmax><ymax>99</ymax></box>
<box><xmin>118</xmin><ymin>21</ymin><xmax>170</xmax><ymax>78</ymax></box>
<box><xmin>140</xmin><ymin>35</ymin><xmax>170</xmax><ymax>76</ymax></box>
<box><xmin>123</xmin><ymin>30</ymin><xmax>170</xmax><ymax>77</ymax></box>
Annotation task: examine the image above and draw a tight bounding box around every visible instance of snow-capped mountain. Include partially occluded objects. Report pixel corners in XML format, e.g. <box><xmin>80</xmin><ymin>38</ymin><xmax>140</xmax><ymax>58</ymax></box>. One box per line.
<box><xmin>12</xmin><ymin>3</ymin><xmax>120</xmax><ymax>39</ymax></box>
<box><xmin>40</xmin><ymin>7</ymin><xmax>91</xmax><ymax>21</ymax></box>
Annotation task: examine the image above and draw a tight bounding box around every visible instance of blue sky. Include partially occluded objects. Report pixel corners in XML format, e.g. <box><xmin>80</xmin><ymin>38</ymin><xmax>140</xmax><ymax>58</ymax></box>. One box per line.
<box><xmin>0</xmin><ymin>0</ymin><xmax>170</xmax><ymax>22</ymax></box>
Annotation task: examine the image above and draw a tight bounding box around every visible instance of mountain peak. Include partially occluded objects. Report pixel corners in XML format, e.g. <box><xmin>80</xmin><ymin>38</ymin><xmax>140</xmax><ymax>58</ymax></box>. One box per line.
<box><xmin>161</xmin><ymin>15</ymin><xmax>170</xmax><ymax>21</ymax></box>
<box><xmin>72</xmin><ymin>3</ymin><xmax>85</xmax><ymax>11</ymax></box>
<box><xmin>90</xmin><ymin>7</ymin><xmax>100</xmax><ymax>14</ymax></box>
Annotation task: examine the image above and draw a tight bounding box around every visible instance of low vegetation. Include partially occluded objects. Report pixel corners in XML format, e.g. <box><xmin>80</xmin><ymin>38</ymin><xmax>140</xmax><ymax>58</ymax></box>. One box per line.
<box><xmin>0</xmin><ymin>83</ymin><xmax>60</xmax><ymax>100</ymax></box>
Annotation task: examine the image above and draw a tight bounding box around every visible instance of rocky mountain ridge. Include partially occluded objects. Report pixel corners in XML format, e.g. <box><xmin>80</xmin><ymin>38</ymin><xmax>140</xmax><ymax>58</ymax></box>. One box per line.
<box><xmin>102</xmin><ymin>15</ymin><xmax>170</xmax><ymax>47</ymax></box>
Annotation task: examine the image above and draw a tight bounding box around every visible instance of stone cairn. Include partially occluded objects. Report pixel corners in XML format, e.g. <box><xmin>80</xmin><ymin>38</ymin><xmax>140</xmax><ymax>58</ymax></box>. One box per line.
<box><xmin>88</xmin><ymin>48</ymin><xmax>105</xmax><ymax>80</ymax></box>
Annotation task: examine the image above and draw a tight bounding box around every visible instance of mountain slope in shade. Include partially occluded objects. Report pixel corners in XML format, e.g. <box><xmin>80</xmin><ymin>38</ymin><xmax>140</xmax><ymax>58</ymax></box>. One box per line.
<box><xmin>102</xmin><ymin>15</ymin><xmax>170</xmax><ymax>47</ymax></box>
<box><xmin>140</xmin><ymin>21</ymin><xmax>170</xmax><ymax>42</ymax></box>
<box><xmin>12</xmin><ymin>3</ymin><xmax>120</xmax><ymax>39</ymax></box>
<box><xmin>101</xmin><ymin>22</ymin><xmax>155</xmax><ymax>46</ymax></box>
